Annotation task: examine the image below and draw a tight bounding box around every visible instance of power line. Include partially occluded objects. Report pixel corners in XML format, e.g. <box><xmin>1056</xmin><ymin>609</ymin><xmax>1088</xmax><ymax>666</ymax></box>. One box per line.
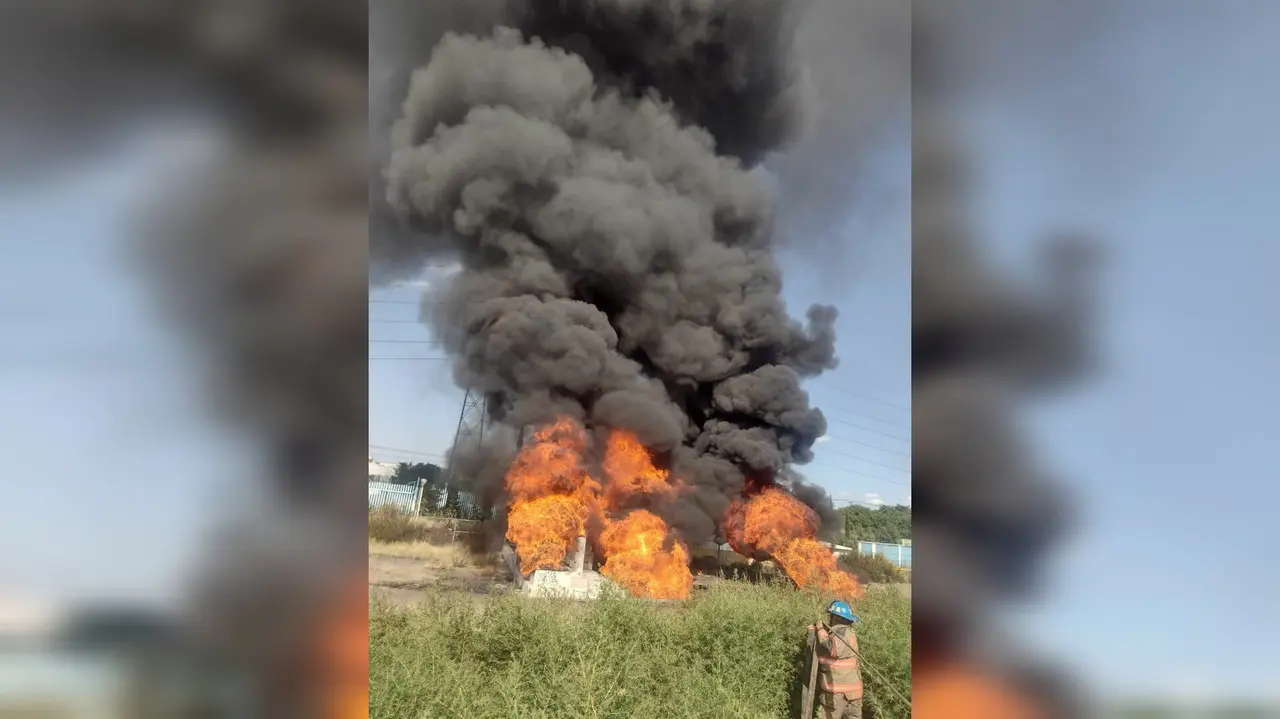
<box><xmin>808</xmin><ymin>460</ymin><xmax>909</xmax><ymax>487</ymax></box>
<box><xmin>829</xmin><ymin>386</ymin><xmax>911</xmax><ymax>412</ymax></box>
<box><xmin>819</xmin><ymin>434</ymin><xmax>910</xmax><ymax>458</ymax></box>
<box><xmin>369</xmin><ymin>340</ymin><xmax>443</xmax><ymax>344</ymax></box>
<box><xmin>369</xmin><ymin>445</ymin><xmax>448</xmax><ymax>461</ymax></box>
<box><xmin>824</xmin><ymin>414</ymin><xmax>911</xmax><ymax>438</ymax></box>
<box><xmin>371</xmin><ymin>443</ymin><xmax>443</xmax><ymax>453</ymax></box>
<box><xmin>823</xmin><ymin>400</ymin><xmax>911</xmax><ymax>428</ymax></box>
<box><xmin>817</xmin><ymin>446</ymin><xmax>910</xmax><ymax>476</ymax></box>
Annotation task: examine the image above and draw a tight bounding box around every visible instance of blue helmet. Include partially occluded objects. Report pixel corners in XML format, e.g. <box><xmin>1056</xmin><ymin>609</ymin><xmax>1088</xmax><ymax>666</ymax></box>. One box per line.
<box><xmin>827</xmin><ymin>600</ymin><xmax>858</xmax><ymax>623</ymax></box>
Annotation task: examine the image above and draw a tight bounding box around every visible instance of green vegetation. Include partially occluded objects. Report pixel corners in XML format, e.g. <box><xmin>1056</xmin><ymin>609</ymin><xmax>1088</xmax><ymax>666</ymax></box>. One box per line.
<box><xmin>384</xmin><ymin>461</ymin><xmax>493</xmax><ymax>519</ymax></box>
<box><xmin>838</xmin><ymin>551</ymin><xmax>906</xmax><ymax>584</ymax></box>
<box><xmin>838</xmin><ymin>504</ymin><xmax>911</xmax><ymax>545</ymax></box>
<box><xmin>387</xmin><ymin>461</ymin><xmax>446</xmax><ymax>512</ymax></box>
<box><xmin>369</xmin><ymin>581</ymin><xmax>911</xmax><ymax>719</ymax></box>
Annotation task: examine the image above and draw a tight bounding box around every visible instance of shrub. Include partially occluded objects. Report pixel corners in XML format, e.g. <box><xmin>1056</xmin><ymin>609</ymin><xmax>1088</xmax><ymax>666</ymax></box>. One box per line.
<box><xmin>370</xmin><ymin>581</ymin><xmax>911</xmax><ymax>719</ymax></box>
<box><xmin>368</xmin><ymin>504</ymin><xmax>431</xmax><ymax>544</ymax></box>
<box><xmin>838</xmin><ymin>552</ymin><xmax>905</xmax><ymax>585</ymax></box>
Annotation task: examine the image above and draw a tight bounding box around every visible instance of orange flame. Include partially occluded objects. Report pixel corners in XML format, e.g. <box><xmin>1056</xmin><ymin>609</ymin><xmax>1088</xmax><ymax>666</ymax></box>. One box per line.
<box><xmin>599</xmin><ymin>510</ymin><xmax>694</xmax><ymax>599</ymax></box>
<box><xmin>725</xmin><ymin>486</ymin><xmax>862</xmax><ymax>599</ymax></box>
<box><xmin>504</xmin><ymin>417</ymin><xmax>600</xmax><ymax>574</ymax></box>
<box><xmin>507</xmin><ymin>494</ymin><xmax>590</xmax><ymax>574</ymax></box>
<box><xmin>774</xmin><ymin>537</ymin><xmax>862</xmax><ymax>598</ymax></box>
<box><xmin>502</xmin><ymin>417</ymin><xmax>692</xmax><ymax>598</ymax></box>
<box><xmin>602</xmin><ymin>430</ymin><xmax>681</xmax><ymax>508</ymax></box>
<box><xmin>503</xmin><ymin>419</ymin><xmax>856</xmax><ymax>601</ymax></box>
<box><xmin>506</xmin><ymin>417</ymin><xmax>592</xmax><ymax>501</ymax></box>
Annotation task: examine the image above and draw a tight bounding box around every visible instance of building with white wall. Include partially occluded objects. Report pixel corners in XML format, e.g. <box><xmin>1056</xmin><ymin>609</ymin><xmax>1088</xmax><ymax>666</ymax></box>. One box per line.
<box><xmin>367</xmin><ymin>458</ymin><xmax>396</xmax><ymax>481</ymax></box>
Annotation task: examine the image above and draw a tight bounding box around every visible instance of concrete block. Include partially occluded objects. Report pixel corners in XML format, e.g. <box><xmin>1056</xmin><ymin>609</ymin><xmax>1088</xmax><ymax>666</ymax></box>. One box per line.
<box><xmin>524</xmin><ymin>569</ymin><xmax>610</xmax><ymax>599</ymax></box>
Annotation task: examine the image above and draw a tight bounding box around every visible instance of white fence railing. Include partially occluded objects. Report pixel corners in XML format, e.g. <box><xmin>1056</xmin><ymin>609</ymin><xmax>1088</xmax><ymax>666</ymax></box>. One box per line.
<box><xmin>368</xmin><ymin>481</ymin><xmax>420</xmax><ymax>514</ymax></box>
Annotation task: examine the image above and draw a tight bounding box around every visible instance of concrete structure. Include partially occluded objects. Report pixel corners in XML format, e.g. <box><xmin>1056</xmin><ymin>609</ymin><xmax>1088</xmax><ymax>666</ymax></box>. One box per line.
<box><xmin>500</xmin><ymin>544</ymin><xmax>523</xmax><ymax>588</ymax></box>
<box><xmin>525</xmin><ymin>567</ymin><xmax>609</xmax><ymax>599</ymax></box>
<box><xmin>368</xmin><ymin>458</ymin><xmax>396</xmax><ymax>481</ymax></box>
<box><xmin>854</xmin><ymin>540</ymin><xmax>912</xmax><ymax>569</ymax></box>
<box><xmin>508</xmin><ymin>536</ymin><xmax>612</xmax><ymax>600</ymax></box>
<box><xmin>820</xmin><ymin>541</ymin><xmax>856</xmax><ymax>556</ymax></box>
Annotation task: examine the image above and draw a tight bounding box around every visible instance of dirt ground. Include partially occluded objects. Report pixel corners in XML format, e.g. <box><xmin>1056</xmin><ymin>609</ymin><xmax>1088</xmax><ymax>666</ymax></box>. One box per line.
<box><xmin>368</xmin><ymin>552</ymin><xmax>513</xmax><ymax>605</ymax></box>
<box><xmin>368</xmin><ymin>545</ymin><xmax>910</xmax><ymax>607</ymax></box>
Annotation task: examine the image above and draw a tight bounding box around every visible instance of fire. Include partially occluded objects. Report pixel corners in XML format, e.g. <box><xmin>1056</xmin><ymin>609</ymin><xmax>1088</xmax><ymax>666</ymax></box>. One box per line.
<box><xmin>602</xmin><ymin>430</ymin><xmax>681</xmax><ymax>507</ymax></box>
<box><xmin>729</xmin><ymin>486</ymin><xmax>819</xmax><ymax>554</ymax></box>
<box><xmin>506</xmin><ymin>417</ymin><xmax>592</xmax><ymax>501</ymax></box>
<box><xmin>507</xmin><ymin>494</ymin><xmax>589</xmax><ymax>575</ymax></box>
<box><xmin>725</xmin><ymin>486</ymin><xmax>863</xmax><ymax>599</ymax></box>
<box><xmin>774</xmin><ymin>537</ymin><xmax>862</xmax><ymax>598</ymax></box>
<box><xmin>503</xmin><ymin>417</ymin><xmax>692</xmax><ymax>599</ymax></box>
<box><xmin>504</xmin><ymin>417</ymin><xmax>601</xmax><ymax>575</ymax></box>
<box><xmin>599</xmin><ymin>510</ymin><xmax>694</xmax><ymax>600</ymax></box>
<box><xmin>504</xmin><ymin>417</ymin><xmax>851</xmax><ymax>602</ymax></box>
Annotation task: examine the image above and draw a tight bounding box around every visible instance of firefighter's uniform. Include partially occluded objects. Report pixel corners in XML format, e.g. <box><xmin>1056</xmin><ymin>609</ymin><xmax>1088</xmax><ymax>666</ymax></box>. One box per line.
<box><xmin>815</xmin><ymin>622</ymin><xmax>863</xmax><ymax>719</ymax></box>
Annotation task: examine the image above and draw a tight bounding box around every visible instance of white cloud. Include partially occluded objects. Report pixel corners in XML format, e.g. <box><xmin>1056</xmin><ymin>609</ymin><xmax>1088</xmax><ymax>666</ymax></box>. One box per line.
<box><xmin>905</xmin><ymin>495</ymin><xmax>911</xmax><ymax>506</ymax></box>
<box><xmin>389</xmin><ymin>277</ymin><xmax>434</xmax><ymax>290</ymax></box>
<box><xmin>864</xmin><ymin>492</ymin><xmax>885</xmax><ymax>506</ymax></box>
<box><xmin>815</xmin><ymin>434</ymin><xmax>831</xmax><ymax>443</ymax></box>
<box><xmin>389</xmin><ymin>261</ymin><xmax>463</xmax><ymax>290</ymax></box>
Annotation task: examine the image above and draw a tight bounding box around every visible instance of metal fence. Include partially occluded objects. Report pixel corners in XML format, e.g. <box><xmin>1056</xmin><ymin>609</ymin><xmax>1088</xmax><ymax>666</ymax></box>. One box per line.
<box><xmin>856</xmin><ymin>541</ymin><xmax>912</xmax><ymax>569</ymax></box>
<box><xmin>368</xmin><ymin>481</ymin><xmax>420</xmax><ymax>514</ymax></box>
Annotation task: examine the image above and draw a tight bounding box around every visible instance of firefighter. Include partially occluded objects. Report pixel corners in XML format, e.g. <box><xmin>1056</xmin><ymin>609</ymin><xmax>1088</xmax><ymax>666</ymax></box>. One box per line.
<box><xmin>808</xmin><ymin>600</ymin><xmax>863</xmax><ymax>719</ymax></box>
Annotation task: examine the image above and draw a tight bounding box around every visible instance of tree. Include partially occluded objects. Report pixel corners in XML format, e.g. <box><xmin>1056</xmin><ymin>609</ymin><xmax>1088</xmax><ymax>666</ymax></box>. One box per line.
<box><xmin>839</xmin><ymin>504</ymin><xmax>912</xmax><ymax>545</ymax></box>
<box><xmin>390</xmin><ymin>462</ymin><xmax>445</xmax><ymax>511</ymax></box>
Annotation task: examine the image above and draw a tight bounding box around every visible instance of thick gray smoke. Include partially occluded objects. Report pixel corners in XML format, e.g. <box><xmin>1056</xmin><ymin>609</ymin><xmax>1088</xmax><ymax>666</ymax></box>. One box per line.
<box><xmin>371</xmin><ymin>0</ymin><xmax>909</xmax><ymax>286</ymax></box>
<box><xmin>380</xmin><ymin>0</ymin><xmax>880</xmax><ymax>545</ymax></box>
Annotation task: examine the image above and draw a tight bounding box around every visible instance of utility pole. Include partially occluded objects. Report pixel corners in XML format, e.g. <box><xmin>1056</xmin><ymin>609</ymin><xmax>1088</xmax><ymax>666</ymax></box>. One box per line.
<box><xmin>444</xmin><ymin>388</ymin><xmax>487</xmax><ymax>514</ymax></box>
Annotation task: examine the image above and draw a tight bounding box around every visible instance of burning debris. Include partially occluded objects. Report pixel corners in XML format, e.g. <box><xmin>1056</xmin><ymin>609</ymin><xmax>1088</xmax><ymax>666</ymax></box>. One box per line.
<box><xmin>381</xmin><ymin>0</ymin><xmax>876</xmax><ymax>601</ymax></box>
<box><xmin>501</xmin><ymin>417</ymin><xmax>693</xmax><ymax>599</ymax></box>
<box><xmin>725</xmin><ymin>485</ymin><xmax>861</xmax><ymax>597</ymax></box>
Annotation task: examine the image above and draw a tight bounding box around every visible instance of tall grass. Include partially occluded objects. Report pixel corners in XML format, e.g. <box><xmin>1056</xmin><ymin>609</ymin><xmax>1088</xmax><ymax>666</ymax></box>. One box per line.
<box><xmin>837</xmin><ymin>552</ymin><xmax>907</xmax><ymax>584</ymax></box>
<box><xmin>369</xmin><ymin>505</ymin><xmax>433</xmax><ymax>544</ymax></box>
<box><xmin>368</xmin><ymin>539</ymin><xmax>477</xmax><ymax>568</ymax></box>
<box><xmin>370</xmin><ymin>581</ymin><xmax>911</xmax><ymax>719</ymax></box>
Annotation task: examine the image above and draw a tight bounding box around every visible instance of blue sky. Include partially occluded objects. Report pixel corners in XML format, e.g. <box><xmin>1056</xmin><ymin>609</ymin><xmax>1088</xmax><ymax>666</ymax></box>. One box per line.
<box><xmin>960</xmin><ymin>4</ymin><xmax>1280</xmax><ymax>700</ymax></box>
<box><xmin>0</xmin><ymin>126</ymin><xmax>251</xmax><ymax>609</ymax></box>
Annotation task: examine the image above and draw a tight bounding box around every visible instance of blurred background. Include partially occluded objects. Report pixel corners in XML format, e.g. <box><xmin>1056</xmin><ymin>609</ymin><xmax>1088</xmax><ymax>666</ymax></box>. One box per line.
<box><xmin>916</xmin><ymin>1</ymin><xmax>1280</xmax><ymax>716</ymax></box>
<box><xmin>4</xmin><ymin>1</ymin><xmax>1280</xmax><ymax>717</ymax></box>
<box><xmin>0</xmin><ymin>2</ymin><xmax>367</xmax><ymax>717</ymax></box>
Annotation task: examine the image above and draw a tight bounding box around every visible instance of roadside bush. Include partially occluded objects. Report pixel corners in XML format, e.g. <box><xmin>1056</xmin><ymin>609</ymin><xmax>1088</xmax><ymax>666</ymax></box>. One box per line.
<box><xmin>838</xmin><ymin>552</ymin><xmax>905</xmax><ymax>584</ymax></box>
<box><xmin>369</xmin><ymin>581</ymin><xmax>911</xmax><ymax>719</ymax></box>
<box><xmin>368</xmin><ymin>505</ymin><xmax>430</xmax><ymax>544</ymax></box>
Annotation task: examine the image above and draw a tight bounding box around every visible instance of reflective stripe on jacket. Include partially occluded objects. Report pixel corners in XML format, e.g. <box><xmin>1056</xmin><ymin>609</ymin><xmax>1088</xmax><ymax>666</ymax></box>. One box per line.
<box><xmin>817</xmin><ymin>624</ymin><xmax>864</xmax><ymax>699</ymax></box>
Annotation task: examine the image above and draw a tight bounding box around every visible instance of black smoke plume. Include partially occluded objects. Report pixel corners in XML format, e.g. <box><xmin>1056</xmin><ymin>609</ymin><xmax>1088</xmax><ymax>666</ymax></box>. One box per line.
<box><xmin>376</xmin><ymin>0</ymin><xmax>898</xmax><ymax>546</ymax></box>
